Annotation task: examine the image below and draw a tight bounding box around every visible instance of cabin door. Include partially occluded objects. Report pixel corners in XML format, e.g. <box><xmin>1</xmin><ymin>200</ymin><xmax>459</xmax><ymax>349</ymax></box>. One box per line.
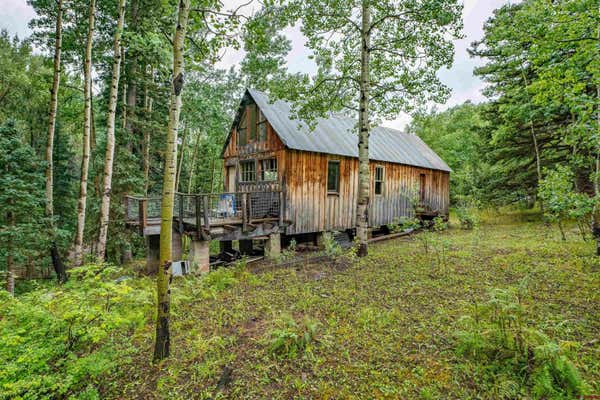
<box><xmin>227</xmin><ymin>166</ymin><xmax>236</xmax><ymax>192</ymax></box>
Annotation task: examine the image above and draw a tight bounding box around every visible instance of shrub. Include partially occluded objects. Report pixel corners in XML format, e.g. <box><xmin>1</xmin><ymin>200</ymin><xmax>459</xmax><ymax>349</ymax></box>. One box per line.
<box><xmin>455</xmin><ymin>288</ymin><xmax>586</xmax><ymax>398</ymax></box>
<box><xmin>268</xmin><ymin>315</ymin><xmax>320</xmax><ymax>359</ymax></box>
<box><xmin>0</xmin><ymin>263</ymin><xmax>154</xmax><ymax>399</ymax></box>
<box><xmin>388</xmin><ymin>216</ymin><xmax>421</xmax><ymax>233</ymax></box>
<box><xmin>455</xmin><ymin>206</ymin><xmax>479</xmax><ymax>230</ymax></box>
<box><xmin>322</xmin><ymin>232</ymin><xmax>343</xmax><ymax>257</ymax></box>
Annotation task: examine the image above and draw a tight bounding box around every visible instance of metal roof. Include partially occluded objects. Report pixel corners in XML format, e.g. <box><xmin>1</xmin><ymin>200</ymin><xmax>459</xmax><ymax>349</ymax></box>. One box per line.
<box><xmin>242</xmin><ymin>89</ymin><xmax>451</xmax><ymax>172</ymax></box>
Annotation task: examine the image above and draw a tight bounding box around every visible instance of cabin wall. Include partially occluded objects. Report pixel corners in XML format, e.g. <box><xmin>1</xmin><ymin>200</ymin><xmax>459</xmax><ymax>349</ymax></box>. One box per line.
<box><xmin>368</xmin><ymin>161</ymin><xmax>450</xmax><ymax>227</ymax></box>
<box><xmin>283</xmin><ymin>150</ymin><xmax>450</xmax><ymax>234</ymax></box>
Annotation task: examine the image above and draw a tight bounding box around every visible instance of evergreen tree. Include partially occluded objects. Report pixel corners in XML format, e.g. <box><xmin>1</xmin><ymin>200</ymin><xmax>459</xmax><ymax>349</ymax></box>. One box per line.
<box><xmin>0</xmin><ymin>121</ymin><xmax>47</xmax><ymax>294</ymax></box>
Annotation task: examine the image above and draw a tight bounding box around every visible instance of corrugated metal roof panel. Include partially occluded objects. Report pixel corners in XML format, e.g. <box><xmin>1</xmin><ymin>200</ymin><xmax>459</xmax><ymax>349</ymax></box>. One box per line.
<box><xmin>248</xmin><ymin>89</ymin><xmax>451</xmax><ymax>172</ymax></box>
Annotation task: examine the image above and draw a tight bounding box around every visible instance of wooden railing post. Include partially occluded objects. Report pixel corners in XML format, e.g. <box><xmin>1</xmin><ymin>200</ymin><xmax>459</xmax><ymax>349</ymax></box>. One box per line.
<box><xmin>195</xmin><ymin>195</ymin><xmax>202</xmax><ymax>239</ymax></box>
<box><xmin>139</xmin><ymin>198</ymin><xmax>147</xmax><ymax>236</ymax></box>
<box><xmin>279</xmin><ymin>190</ymin><xmax>284</xmax><ymax>226</ymax></box>
<box><xmin>178</xmin><ymin>193</ymin><xmax>184</xmax><ymax>234</ymax></box>
<box><xmin>203</xmin><ymin>195</ymin><xmax>210</xmax><ymax>229</ymax></box>
<box><xmin>242</xmin><ymin>192</ymin><xmax>249</xmax><ymax>232</ymax></box>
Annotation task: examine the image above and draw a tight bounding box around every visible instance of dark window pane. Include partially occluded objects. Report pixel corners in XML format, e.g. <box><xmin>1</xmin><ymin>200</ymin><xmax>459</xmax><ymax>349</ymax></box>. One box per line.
<box><xmin>374</xmin><ymin>166</ymin><xmax>384</xmax><ymax>195</ymax></box>
<box><xmin>258</xmin><ymin>122</ymin><xmax>267</xmax><ymax>142</ymax></box>
<box><xmin>327</xmin><ymin>161</ymin><xmax>340</xmax><ymax>193</ymax></box>
<box><xmin>260</xmin><ymin>158</ymin><xmax>277</xmax><ymax>181</ymax></box>
<box><xmin>240</xmin><ymin>160</ymin><xmax>256</xmax><ymax>182</ymax></box>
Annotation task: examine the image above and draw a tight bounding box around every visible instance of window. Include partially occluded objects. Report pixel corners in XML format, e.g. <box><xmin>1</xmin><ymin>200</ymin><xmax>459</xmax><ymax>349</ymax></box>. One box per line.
<box><xmin>374</xmin><ymin>165</ymin><xmax>384</xmax><ymax>195</ymax></box>
<box><xmin>238</xmin><ymin>110</ymin><xmax>247</xmax><ymax>146</ymax></box>
<box><xmin>257</xmin><ymin>109</ymin><xmax>267</xmax><ymax>142</ymax></box>
<box><xmin>260</xmin><ymin>158</ymin><xmax>277</xmax><ymax>181</ymax></box>
<box><xmin>419</xmin><ymin>173</ymin><xmax>426</xmax><ymax>202</ymax></box>
<box><xmin>327</xmin><ymin>160</ymin><xmax>340</xmax><ymax>194</ymax></box>
<box><xmin>249</xmin><ymin>104</ymin><xmax>257</xmax><ymax>141</ymax></box>
<box><xmin>240</xmin><ymin>160</ymin><xmax>256</xmax><ymax>182</ymax></box>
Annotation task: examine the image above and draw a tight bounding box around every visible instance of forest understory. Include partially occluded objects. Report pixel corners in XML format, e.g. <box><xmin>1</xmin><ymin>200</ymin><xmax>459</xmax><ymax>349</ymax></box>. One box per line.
<box><xmin>2</xmin><ymin>211</ymin><xmax>599</xmax><ymax>399</ymax></box>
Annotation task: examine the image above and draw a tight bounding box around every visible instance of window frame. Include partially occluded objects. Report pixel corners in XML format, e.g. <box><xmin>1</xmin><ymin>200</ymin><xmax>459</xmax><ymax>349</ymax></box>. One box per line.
<box><xmin>260</xmin><ymin>158</ymin><xmax>278</xmax><ymax>181</ymax></box>
<box><xmin>257</xmin><ymin>109</ymin><xmax>267</xmax><ymax>142</ymax></box>
<box><xmin>239</xmin><ymin>159</ymin><xmax>257</xmax><ymax>183</ymax></box>
<box><xmin>327</xmin><ymin>160</ymin><xmax>341</xmax><ymax>194</ymax></box>
<box><xmin>419</xmin><ymin>173</ymin><xmax>426</xmax><ymax>202</ymax></box>
<box><xmin>374</xmin><ymin>165</ymin><xmax>384</xmax><ymax>196</ymax></box>
<box><xmin>237</xmin><ymin>110</ymin><xmax>248</xmax><ymax>147</ymax></box>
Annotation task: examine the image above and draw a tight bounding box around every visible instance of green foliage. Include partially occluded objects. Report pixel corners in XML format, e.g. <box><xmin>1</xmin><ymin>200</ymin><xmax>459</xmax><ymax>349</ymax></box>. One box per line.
<box><xmin>268</xmin><ymin>315</ymin><xmax>320</xmax><ymax>359</ymax></box>
<box><xmin>455</xmin><ymin>287</ymin><xmax>586</xmax><ymax>398</ymax></box>
<box><xmin>455</xmin><ymin>205</ymin><xmax>479</xmax><ymax>230</ymax></box>
<box><xmin>538</xmin><ymin>166</ymin><xmax>594</xmax><ymax>240</ymax></box>
<box><xmin>0</xmin><ymin>263</ymin><xmax>154</xmax><ymax>399</ymax></box>
<box><xmin>388</xmin><ymin>216</ymin><xmax>421</xmax><ymax>233</ymax></box>
<box><xmin>0</xmin><ymin>121</ymin><xmax>48</xmax><ymax>279</ymax></box>
<box><xmin>322</xmin><ymin>232</ymin><xmax>343</xmax><ymax>258</ymax></box>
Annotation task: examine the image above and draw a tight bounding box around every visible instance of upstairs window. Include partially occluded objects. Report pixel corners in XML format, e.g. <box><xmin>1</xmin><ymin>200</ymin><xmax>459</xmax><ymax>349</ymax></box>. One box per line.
<box><xmin>374</xmin><ymin>165</ymin><xmax>384</xmax><ymax>195</ymax></box>
<box><xmin>249</xmin><ymin>104</ymin><xmax>257</xmax><ymax>142</ymax></box>
<box><xmin>260</xmin><ymin>158</ymin><xmax>278</xmax><ymax>181</ymax></box>
<box><xmin>240</xmin><ymin>160</ymin><xmax>256</xmax><ymax>182</ymax></box>
<box><xmin>238</xmin><ymin>110</ymin><xmax>247</xmax><ymax>146</ymax></box>
<box><xmin>257</xmin><ymin>109</ymin><xmax>267</xmax><ymax>142</ymax></box>
<box><xmin>327</xmin><ymin>160</ymin><xmax>340</xmax><ymax>194</ymax></box>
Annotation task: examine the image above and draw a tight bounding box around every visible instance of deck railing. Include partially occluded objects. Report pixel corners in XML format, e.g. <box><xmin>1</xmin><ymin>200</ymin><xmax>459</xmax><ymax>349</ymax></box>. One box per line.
<box><xmin>125</xmin><ymin>190</ymin><xmax>284</xmax><ymax>236</ymax></box>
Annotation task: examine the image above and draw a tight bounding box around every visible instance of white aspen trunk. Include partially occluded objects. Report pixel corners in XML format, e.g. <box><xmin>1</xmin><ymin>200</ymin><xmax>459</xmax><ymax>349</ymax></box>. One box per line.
<box><xmin>356</xmin><ymin>0</ymin><xmax>371</xmax><ymax>257</ymax></box>
<box><xmin>45</xmin><ymin>0</ymin><xmax>68</xmax><ymax>282</ymax></box>
<box><xmin>96</xmin><ymin>0</ymin><xmax>127</xmax><ymax>260</ymax></box>
<box><xmin>154</xmin><ymin>0</ymin><xmax>190</xmax><ymax>361</ymax></box>
<box><xmin>73</xmin><ymin>0</ymin><xmax>96</xmax><ymax>266</ymax></box>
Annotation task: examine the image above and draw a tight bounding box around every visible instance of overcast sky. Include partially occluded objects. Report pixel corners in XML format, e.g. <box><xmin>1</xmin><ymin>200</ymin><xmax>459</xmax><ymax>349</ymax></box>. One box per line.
<box><xmin>1</xmin><ymin>0</ymin><xmax>511</xmax><ymax>130</ymax></box>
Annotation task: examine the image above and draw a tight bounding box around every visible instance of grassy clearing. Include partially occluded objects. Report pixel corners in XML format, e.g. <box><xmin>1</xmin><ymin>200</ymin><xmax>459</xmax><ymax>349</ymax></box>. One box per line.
<box><xmin>3</xmin><ymin>213</ymin><xmax>599</xmax><ymax>399</ymax></box>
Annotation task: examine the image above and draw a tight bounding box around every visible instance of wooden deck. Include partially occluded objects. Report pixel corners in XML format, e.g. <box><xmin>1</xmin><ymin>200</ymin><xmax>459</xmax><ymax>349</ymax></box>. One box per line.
<box><xmin>125</xmin><ymin>191</ymin><xmax>286</xmax><ymax>240</ymax></box>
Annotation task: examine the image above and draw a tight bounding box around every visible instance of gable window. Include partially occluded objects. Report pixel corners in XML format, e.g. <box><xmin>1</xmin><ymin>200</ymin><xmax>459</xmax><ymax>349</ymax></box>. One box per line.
<box><xmin>260</xmin><ymin>158</ymin><xmax>277</xmax><ymax>181</ymax></box>
<box><xmin>257</xmin><ymin>109</ymin><xmax>267</xmax><ymax>142</ymax></box>
<box><xmin>327</xmin><ymin>160</ymin><xmax>340</xmax><ymax>194</ymax></box>
<box><xmin>238</xmin><ymin>110</ymin><xmax>247</xmax><ymax>146</ymax></box>
<box><xmin>249</xmin><ymin>104</ymin><xmax>257</xmax><ymax>142</ymax></box>
<box><xmin>240</xmin><ymin>160</ymin><xmax>256</xmax><ymax>182</ymax></box>
<box><xmin>374</xmin><ymin>165</ymin><xmax>384</xmax><ymax>195</ymax></box>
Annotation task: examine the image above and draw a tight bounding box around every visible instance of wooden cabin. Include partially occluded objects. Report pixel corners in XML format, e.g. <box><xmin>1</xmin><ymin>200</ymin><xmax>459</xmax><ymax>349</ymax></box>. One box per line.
<box><xmin>127</xmin><ymin>89</ymin><xmax>451</xmax><ymax>273</ymax></box>
<box><xmin>222</xmin><ymin>89</ymin><xmax>451</xmax><ymax>238</ymax></box>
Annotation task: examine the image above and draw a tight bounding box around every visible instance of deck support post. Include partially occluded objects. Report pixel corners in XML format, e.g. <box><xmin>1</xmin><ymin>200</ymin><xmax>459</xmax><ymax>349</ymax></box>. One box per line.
<box><xmin>265</xmin><ymin>233</ymin><xmax>281</xmax><ymax>260</ymax></box>
<box><xmin>239</xmin><ymin>239</ymin><xmax>253</xmax><ymax>255</ymax></box>
<box><xmin>146</xmin><ymin>234</ymin><xmax>160</xmax><ymax>274</ymax></box>
<box><xmin>189</xmin><ymin>238</ymin><xmax>210</xmax><ymax>274</ymax></box>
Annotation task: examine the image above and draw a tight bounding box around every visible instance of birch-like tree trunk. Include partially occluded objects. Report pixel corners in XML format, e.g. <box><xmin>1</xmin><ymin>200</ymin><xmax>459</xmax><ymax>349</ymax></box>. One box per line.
<box><xmin>154</xmin><ymin>0</ymin><xmax>190</xmax><ymax>361</ymax></box>
<box><xmin>73</xmin><ymin>0</ymin><xmax>96</xmax><ymax>266</ymax></box>
<box><xmin>96</xmin><ymin>0</ymin><xmax>127</xmax><ymax>260</ymax></box>
<box><xmin>356</xmin><ymin>0</ymin><xmax>371</xmax><ymax>257</ymax></box>
<box><xmin>45</xmin><ymin>0</ymin><xmax>67</xmax><ymax>282</ymax></box>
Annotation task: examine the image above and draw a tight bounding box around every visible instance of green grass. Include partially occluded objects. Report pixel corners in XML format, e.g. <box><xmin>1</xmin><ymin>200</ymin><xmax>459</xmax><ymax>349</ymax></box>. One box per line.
<box><xmin>4</xmin><ymin>214</ymin><xmax>599</xmax><ymax>399</ymax></box>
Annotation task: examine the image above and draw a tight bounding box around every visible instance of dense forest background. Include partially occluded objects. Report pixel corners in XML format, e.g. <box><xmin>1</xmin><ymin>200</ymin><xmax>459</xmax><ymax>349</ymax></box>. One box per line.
<box><xmin>0</xmin><ymin>0</ymin><xmax>598</xmax><ymax>285</ymax></box>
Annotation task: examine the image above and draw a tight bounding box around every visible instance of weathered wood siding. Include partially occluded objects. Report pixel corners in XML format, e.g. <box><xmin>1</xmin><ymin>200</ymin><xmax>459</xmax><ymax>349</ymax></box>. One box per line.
<box><xmin>283</xmin><ymin>151</ymin><xmax>449</xmax><ymax>234</ymax></box>
<box><xmin>368</xmin><ymin>162</ymin><xmax>449</xmax><ymax>227</ymax></box>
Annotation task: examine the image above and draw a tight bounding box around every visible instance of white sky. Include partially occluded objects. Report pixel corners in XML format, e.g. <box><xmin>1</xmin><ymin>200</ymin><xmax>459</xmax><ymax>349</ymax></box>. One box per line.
<box><xmin>0</xmin><ymin>0</ymin><xmax>512</xmax><ymax>130</ymax></box>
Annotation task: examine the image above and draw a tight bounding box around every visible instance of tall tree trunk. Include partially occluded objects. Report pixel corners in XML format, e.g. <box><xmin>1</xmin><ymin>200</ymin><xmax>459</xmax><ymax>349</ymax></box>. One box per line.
<box><xmin>45</xmin><ymin>0</ymin><xmax>67</xmax><ymax>282</ymax></box>
<box><xmin>5</xmin><ymin>211</ymin><xmax>15</xmax><ymax>295</ymax></box>
<box><xmin>520</xmin><ymin>67</ymin><xmax>543</xmax><ymax>211</ymax></box>
<box><xmin>73</xmin><ymin>0</ymin><xmax>96</xmax><ymax>266</ymax></box>
<box><xmin>593</xmin><ymin>81</ymin><xmax>600</xmax><ymax>256</ymax></box>
<box><xmin>356</xmin><ymin>0</ymin><xmax>371</xmax><ymax>257</ymax></box>
<box><xmin>154</xmin><ymin>0</ymin><xmax>190</xmax><ymax>361</ymax></box>
<box><xmin>187</xmin><ymin>130</ymin><xmax>200</xmax><ymax>194</ymax></box>
<box><xmin>175</xmin><ymin>124</ymin><xmax>187</xmax><ymax>192</ymax></box>
<box><xmin>97</xmin><ymin>0</ymin><xmax>127</xmax><ymax>260</ymax></box>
